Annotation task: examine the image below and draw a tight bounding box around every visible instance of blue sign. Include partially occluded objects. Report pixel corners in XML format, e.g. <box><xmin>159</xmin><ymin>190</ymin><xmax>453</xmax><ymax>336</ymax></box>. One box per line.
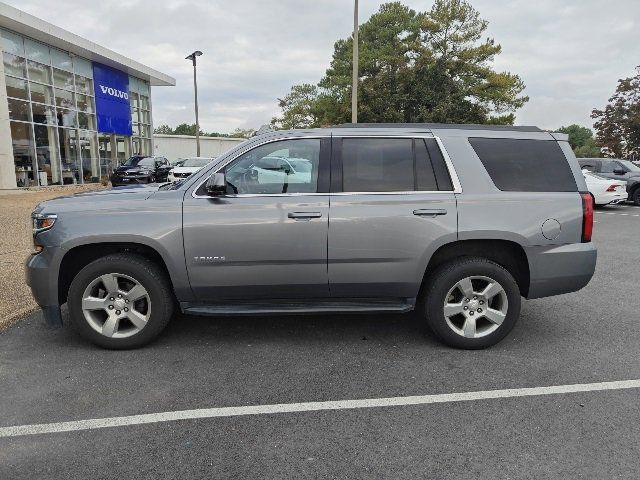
<box><xmin>93</xmin><ymin>63</ymin><xmax>132</xmax><ymax>135</ymax></box>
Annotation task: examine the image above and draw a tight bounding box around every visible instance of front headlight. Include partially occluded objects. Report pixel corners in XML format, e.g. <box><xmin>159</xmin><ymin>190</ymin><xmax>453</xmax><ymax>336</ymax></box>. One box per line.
<box><xmin>32</xmin><ymin>213</ymin><xmax>57</xmax><ymax>232</ymax></box>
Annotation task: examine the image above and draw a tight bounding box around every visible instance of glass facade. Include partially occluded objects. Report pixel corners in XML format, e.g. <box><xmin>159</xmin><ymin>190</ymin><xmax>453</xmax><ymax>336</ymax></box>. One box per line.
<box><xmin>1</xmin><ymin>28</ymin><xmax>153</xmax><ymax>187</ymax></box>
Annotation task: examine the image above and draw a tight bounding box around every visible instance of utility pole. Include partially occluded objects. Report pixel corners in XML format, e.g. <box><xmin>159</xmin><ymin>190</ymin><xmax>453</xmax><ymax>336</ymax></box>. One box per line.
<box><xmin>185</xmin><ymin>51</ymin><xmax>203</xmax><ymax>156</ymax></box>
<box><xmin>352</xmin><ymin>0</ymin><xmax>359</xmax><ymax>124</ymax></box>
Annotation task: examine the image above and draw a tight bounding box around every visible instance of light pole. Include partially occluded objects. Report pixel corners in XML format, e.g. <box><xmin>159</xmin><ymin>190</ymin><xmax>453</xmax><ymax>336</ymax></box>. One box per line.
<box><xmin>185</xmin><ymin>50</ymin><xmax>203</xmax><ymax>156</ymax></box>
<box><xmin>352</xmin><ymin>0</ymin><xmax>359</xmax><ymax>124</ymax></box>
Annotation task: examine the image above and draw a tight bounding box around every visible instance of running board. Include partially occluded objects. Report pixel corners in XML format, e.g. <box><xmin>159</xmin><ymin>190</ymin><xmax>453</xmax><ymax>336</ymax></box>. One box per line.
<box><xmin>182</xmin><ymin>299</ymin><xmax>415</xmax><ymax>316</ymax></box>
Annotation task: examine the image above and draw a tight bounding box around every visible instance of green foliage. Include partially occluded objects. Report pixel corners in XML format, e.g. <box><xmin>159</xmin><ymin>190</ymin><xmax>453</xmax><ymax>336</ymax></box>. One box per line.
<box><xmin>229</xmin><ymin>128</ymin><xmax>256</xmax><ymax>139</ymax></box>
<box><xmin>556</xmin><ymin>124</ymin><xmax>601</xmax><ymax>157</ymax></box>
<box><xmin>173</xmin><ymin>123</ymin><xmax>203</xmax><ymax>136</ymax></box>
<box><xmin>153</xmin><ymin>124</ymin><xmax>255</xmax><ymax>138</ymax></box>
<box><xmin>272</xmin><ymin>0</ymin><xmax>528</xmax><ymax>129</ymax></box>
<box><xmin>153</xmin><ymin>124</ymin><xmax>174</xmax><ymax>134</ymax></box>
<box><xmin>592</xmin><ymin>65</ymin><xmax>640</xmax><ymax>159</ymax></box>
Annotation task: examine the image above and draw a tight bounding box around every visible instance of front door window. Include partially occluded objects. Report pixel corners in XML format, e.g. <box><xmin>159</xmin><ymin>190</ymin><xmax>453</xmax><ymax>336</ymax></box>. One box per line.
<box><xmin>224</xmin><ymin>139</ymin><xmax>320</xmax><ymax>194</ymax></box>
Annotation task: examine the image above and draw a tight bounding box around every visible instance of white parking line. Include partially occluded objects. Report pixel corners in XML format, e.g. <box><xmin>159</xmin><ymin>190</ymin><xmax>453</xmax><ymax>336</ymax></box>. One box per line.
<box><xmin>1</xmin><ymin>379</ymin><xmax>640</xmax><ymax>438</ymax></box>
<box><xmin>596</xmin><ymin>212</ymin><xmax>640</xmax><ymax>217</ymax></box>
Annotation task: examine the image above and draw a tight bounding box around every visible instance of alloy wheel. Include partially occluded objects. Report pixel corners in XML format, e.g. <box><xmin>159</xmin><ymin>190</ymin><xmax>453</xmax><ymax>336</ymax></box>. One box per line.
<box><xmin>81</xmin><ymin>273</ymin><xmax>151</xmax><ymax>338</ymax></box>
<box><xmin>443</xmin><ymin>275</ymin><xmax>508</xmax><ymax>339</ymax></box>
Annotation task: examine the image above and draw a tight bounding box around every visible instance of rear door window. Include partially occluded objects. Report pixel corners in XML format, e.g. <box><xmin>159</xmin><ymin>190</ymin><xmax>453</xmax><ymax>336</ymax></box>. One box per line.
<box><xmin>469</xmin><ymin>138</ymin><xmax>577</xmax><ymax>192</ymax></box>
<box><xmin>340</xmin><ymin>138</ymin><xmax>450</xmax><ymax>192</ymax></box>
<box><xmin>342</xmin><ymin>138</ymin><xmax>414</xmax><ymax>192</ymax></box>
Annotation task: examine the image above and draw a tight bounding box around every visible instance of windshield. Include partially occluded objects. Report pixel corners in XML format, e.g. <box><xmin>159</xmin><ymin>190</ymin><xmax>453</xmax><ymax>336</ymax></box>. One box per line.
<box><xmin>619</xmin><ymin>160</ymin><xmax>640</xmax><ymax>172</ymax></box>
<box><xmin>123</xmin><ymin>156</ymin><xmax>153</xmax><ymax>167</ymax></box>
<box><xmin>182</xmin><ymin>158</ymin><xmax>211</xmax><ymax>168</ymax></box>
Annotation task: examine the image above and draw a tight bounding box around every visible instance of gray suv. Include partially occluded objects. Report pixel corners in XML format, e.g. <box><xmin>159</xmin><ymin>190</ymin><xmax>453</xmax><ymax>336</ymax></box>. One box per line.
<box><xmin>27</xmin><ymin>124</ymin><xmax>596</xmax><ymax>350</ymax></box>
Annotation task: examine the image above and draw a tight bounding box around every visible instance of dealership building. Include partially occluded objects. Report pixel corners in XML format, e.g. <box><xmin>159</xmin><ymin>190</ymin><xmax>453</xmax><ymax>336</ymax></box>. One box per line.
<box><xmin>0</xmin><ymin>3</ymin><xmax>175</xmax><ymax>189</ymax></box>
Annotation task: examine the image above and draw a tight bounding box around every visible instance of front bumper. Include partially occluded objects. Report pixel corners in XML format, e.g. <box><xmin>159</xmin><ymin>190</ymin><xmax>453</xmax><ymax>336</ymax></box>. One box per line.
<box><xmin>110</xmin><ymin>174</ymin><xmax>153</xmax><ymax>186</ymax></box>
<box><xmin>25</xmin><ymin>249</ymin><xmax>63</xmax><ymax>327</ymax></box>
<box><xmin>525</xmin><ymin>242</ymin><xmax>597</xmax><ymax>299</ymax></box>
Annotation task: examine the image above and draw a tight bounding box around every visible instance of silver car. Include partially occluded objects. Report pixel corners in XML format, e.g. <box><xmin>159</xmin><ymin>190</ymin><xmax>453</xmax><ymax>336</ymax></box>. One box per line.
<box><xmin>26</xmin><ymin>124</ymin><xmax>596</xmax><ymax>349</ymax></box>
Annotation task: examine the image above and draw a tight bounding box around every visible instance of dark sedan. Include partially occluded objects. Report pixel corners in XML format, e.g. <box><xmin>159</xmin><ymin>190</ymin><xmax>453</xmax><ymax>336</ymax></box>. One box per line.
<box><xmin>110</xmin><ymin>156</ymin><xmax>169</xmax><ymax>186</ymax></box>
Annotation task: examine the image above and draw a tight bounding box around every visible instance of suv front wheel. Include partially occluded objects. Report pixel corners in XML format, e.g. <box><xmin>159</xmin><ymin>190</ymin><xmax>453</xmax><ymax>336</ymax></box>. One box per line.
<box><xmin>68</xmin><ymin>253</ymin><xmax>174</xmax><ymax>349</ymax></box>
<box><xmin>423</xmin><ymin>257</ymin><xmax>521</xmax><ymax>349</ymax></box>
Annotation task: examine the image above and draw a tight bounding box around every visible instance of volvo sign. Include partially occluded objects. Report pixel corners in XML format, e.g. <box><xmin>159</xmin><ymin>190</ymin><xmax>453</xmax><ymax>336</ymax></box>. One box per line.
<box><xmin>93</xmin><ymin>62</ymin><xmax>133</xmax><ymax>136</ymax></box>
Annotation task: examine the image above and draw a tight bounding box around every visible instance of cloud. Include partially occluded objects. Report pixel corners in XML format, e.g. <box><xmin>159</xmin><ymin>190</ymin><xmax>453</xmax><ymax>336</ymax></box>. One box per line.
<box><xmin>7</xmin><ymin>0</ymin><xmax>640</xmax><ymax>132</ymax></box>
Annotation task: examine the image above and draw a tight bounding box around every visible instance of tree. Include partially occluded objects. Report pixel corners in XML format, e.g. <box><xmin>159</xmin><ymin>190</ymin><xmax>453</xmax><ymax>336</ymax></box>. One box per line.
<box><xmin>592</xmin><ymin>66</ymin><xmax>640</xmax><ymax>159</ymax></box>
<box><xmin>271</xmin><ymin>84</ymin><xmax>322</xmax><ymax>129</ymax></box>
<box><xmin>229</xmin><ymin>128</ymin><xmax>256</xmax><ymax>139</ymax></box>
<box><xmin>273</xmin><ymin>0</ymin><xmax>528</xmax><ymax>128</ymax></box>
<box><xmin>173</xmin><ymin>123</ymin><xmax>203</xmax><ymax>136</ymax></box>
<box><xmin>153</xmin><ymin>124</ymin><xmax>174</xmax><ymax>134</ymax></box>
<box><xmin>556</xmin><ymin>124</ymin><xmax>601</xmax><ymax>157</ymax></box>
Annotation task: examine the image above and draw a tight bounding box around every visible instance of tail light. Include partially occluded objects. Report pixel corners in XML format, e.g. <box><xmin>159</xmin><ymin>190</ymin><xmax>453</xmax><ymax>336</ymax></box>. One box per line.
<box><xmin>606</xmin><ymin>185</ymin><xmax>618</xmax><ymax>192</ymax></box>
<box><xmin>580</xmin><ymin>192</ymin><xmax>593</xmax><ymax>242</ymax></box>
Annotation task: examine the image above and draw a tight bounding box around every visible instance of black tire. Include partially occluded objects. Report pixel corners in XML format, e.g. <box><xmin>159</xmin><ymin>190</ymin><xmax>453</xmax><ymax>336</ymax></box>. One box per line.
<box><xmin>633</xmin><ymin>189</ymin><xmax>640</xmax><ymax>207</ymax></box>
<box><xmin>422</xmin><ymin>257</ymin><xmax>521</xmax><ymax>349</ymax></box>
<box><xmin>67</xmin><ymin>253</ymin><xmax>174</xmax><ymax>349</ymax></box>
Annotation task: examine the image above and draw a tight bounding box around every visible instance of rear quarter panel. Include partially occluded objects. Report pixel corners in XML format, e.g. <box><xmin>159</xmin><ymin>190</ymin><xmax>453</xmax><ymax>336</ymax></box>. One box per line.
<box><xmin>438</xmin><ymin>133</ymin><xmax>584</xmax><ymax>247</ymax></box>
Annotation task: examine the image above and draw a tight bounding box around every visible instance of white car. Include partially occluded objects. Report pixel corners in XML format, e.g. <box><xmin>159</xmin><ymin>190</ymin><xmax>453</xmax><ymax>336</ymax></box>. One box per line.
<box><xmin>167</xmin><ymin>157</ymin><xmax>214</xmax><ymax>182</ymax></box>
<box><xmin>583</xmin><ymin>170</ymin><xmax>628</xmax><ymax>206</ymax></box>
<box><xmin>252</xmin><ymin>156</ymin><xmax>313</xmax><ymax>186</ymax></box>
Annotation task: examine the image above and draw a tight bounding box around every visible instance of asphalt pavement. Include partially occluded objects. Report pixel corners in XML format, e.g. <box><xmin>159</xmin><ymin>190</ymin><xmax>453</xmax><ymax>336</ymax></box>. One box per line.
<box><xmin>1</xmin><ymin>203</ymin><xmax>639</xmax><ymax>479</ymax></box>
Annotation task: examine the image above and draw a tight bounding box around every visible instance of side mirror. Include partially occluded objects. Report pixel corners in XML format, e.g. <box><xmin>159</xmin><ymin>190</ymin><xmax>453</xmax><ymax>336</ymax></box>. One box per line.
<box><xmin>205</xmin><ymin>173</ymin><xmax>226</xmax><ymax>196</ymax></box>
<box><xmin>613</xmin><ymin>168</ymin><xmax>626</xmax><ymax>175</ymax></box>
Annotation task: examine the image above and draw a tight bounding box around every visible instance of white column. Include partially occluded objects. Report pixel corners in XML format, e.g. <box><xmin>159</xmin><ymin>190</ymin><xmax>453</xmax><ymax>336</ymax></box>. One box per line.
<box><xmin>0</xmin><ymin>37</ymin><xmax>18</xmax><ymax>189</ymax></box>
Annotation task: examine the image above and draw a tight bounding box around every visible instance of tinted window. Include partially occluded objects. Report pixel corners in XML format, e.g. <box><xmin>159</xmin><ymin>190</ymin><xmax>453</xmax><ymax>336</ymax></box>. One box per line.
<box><xmin>414</xmin><ymin>139</ymin><xmax>438</xmax><ymax>191</ymax></box>
<box><xmin>425</xmin><ymin>138</ymin><xmax>453</xmax><ymax>191</ymax></box>
<box><xmin>469</xmin><ymin>138</ymin><xmax>577</xmax><ymax>192</ymax></box>
<box><xmin>138</xmin><ymin>158</ymin><xmax>156</xmax><ymax>167</ymax></box>
<box><xmin>123</xmin><ymin>155</ymin><xmax>151</xmax><ymax>166</ymax></box>
<box><xmin>342</xmin><ymin>138</ymin><xmax>414</xmax><ymax>192</ymax></box>
<box><xmin>224</xmin><ymin>139</ymin><xmax>320</xmax><ymax>194</ymax></box>
<box><xmin>578</xmin><ymin>160</ymin><xmax>600</xmax><ymax>172</ymax></box>
<box><xmin>620</xmin><ymin>160</ymin><xmax>640</xmax><ymax>172</ymax></box>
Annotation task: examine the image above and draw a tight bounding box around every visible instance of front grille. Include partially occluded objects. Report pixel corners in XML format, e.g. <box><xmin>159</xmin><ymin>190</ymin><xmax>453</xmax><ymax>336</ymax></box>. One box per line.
<box><xmin>173</xmin><ymin>172</ymin><xmax>191</xmax><ymax>178</ymax></box>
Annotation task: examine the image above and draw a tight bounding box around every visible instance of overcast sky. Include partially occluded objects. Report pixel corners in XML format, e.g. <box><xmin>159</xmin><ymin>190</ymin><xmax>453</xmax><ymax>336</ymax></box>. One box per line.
<box><xmin>8</xmin><ymin>0</ymin><xmax>640</xmax><ymax>133</ymax></box>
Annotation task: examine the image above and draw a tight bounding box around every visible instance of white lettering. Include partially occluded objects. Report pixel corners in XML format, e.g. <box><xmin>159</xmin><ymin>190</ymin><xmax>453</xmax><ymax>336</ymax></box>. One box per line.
<box><xmin>98</xmin><ymin>85</ymin><xmax>130</xmax><ymax>100</ymax></box>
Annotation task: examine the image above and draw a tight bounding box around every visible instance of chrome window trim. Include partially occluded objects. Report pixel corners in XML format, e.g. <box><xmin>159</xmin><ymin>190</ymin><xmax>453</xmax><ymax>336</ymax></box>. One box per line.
<box><xmin>191</xmin><ymin>134</ymin><xmax>462</xmax><ymax>198</ymax></box>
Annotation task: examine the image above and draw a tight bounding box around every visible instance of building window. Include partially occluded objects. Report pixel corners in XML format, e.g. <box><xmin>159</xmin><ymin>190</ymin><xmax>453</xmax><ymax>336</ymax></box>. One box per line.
<box><xmin>8</xmin><ymin>97</ymin><xmax>31</xmax><ymax>122</ymax></box>
<box><xmin>5</xmin><ymin>75</ymin><xmax>28</xmax><ymax>100</ymax></box>
<box><xmin>27</xmin><ymin>60</ymin><xmax>52</xmax><ymax>84</ymax></box>
<box><xmin>3</xmin><ymin>52</ymin><xmax>26</xmax><ymax>78</ymax></box>
<box><xmin>11</xmin><ymin>121</ymin><xmax>36</xmax><ymax>187</ymax></box>
<box><xmin>34</xmin><ymin>124</ymin><xmax>62</xmax><ymax>185</ymax></box>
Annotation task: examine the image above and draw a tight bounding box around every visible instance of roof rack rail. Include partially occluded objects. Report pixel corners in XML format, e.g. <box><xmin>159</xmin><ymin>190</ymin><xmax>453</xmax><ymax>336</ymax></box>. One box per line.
<box><xmin>335</xmin><ymin>123</ymin><xmax>543</xmax><ymax>132</ymax></box>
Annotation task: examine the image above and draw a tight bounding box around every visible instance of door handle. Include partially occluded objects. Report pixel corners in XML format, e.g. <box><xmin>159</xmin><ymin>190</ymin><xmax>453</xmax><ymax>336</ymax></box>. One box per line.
<box><xmin>413</xmin><ymin>208</ymin><xmax>447</xmax><ymax>217</ymax></box>
<box><xmin>288</xmin><ymin>211</ymin><xmax>323</xmax><ymax>219</ymax></box>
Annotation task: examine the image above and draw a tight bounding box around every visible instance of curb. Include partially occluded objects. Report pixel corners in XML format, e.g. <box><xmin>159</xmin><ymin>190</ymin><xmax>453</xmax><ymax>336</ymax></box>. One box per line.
<box><xmin>0</xmin><ymin>306</ymin><xmax>40</xmax><ymax>332</ymax></box>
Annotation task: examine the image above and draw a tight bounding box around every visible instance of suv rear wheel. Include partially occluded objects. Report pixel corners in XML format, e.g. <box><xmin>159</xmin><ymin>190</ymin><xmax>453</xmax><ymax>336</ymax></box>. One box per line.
<box><xmin>68</xmin><ymin>253</ymin><xmax>174</xmax><ymax>349</ymax></box>
<box><xmin>423</xmin><ymin>257</ymin><xmax>521</xmax><ymax>349</ymax></box>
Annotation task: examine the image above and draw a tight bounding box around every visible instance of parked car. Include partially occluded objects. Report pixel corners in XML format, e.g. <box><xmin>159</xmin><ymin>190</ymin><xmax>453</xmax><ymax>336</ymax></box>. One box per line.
<box><xmin>155</xmin><ymin>159</ymin><xmax>176</xmax><ymax>183</ymax></box>
<box><xmin>167</xmin><ymin>157</ymin><xmax>214</xmax><ymax>182</ymax></box>
<box><xmin>110</xmin><ymin>156</ymin><xmax>169</xmax><ymax>186</ymax></box>
<box><xmin>582</xmin><ymin>170</ymin><xmax>628</xmax><ymax>206</ymax></box>
<box><xmin>578</xmin><ymin>158</ymin><xmax>640</xmax><ymax>205</ymax></box>
<box><xmin>250</xmin><ymin>156</ymin><xmax>313</xmax><ymax>190</ymax></box>
<box><xmin>27</xmin><ymin>124</ymin><xmax>596</xmax><ymax>350</ymax></box>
